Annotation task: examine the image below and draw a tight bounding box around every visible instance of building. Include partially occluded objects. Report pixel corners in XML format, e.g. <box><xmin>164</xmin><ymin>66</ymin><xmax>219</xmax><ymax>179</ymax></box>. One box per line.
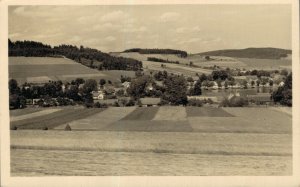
<box><xmin>92</xmin><ymin>91</ymin><xmax>105</xmax><ymax>100</ymax></box>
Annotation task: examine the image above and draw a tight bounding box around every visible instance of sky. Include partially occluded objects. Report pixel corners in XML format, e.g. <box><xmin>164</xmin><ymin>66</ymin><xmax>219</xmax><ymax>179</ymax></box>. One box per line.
<box><xmin>8</xmin><ymin>5</ymin><xmax>291</xmax><ymax>53</ymax></box>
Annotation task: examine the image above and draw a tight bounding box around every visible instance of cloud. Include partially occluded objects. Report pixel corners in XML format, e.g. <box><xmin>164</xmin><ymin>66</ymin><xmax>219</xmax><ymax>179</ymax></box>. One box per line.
<box><xmin>69</xmin><ymin>36</ymin><xmax>81</xmax><ymax>42</ymax></box>
<box><xmin>92</xmin><ymin>22</ymin><xmax>121</xmax><ymax>31</ymax></box>
<box><xmin>160</xmin><ymin>12</ymin><xmax>180</xmax><ymax>22</ymax></box>
<box><xmin>101</xmin><ymin>10</ymin><xmax>128</xmax><ymax>22</ymax></box>
<box><xmin>176</xmin><ymin>26</ymin><xmax>202</xmax><ymax>34</ymax></box>
<box><xmin>121</xmin><ymin>26</ymin><xmax>147</xmax><ymax>33</ymax></box>
<box><xmin>105</xmin><ymin>36</ymin><xmax>116</xmax><ymax>42</ymax></box>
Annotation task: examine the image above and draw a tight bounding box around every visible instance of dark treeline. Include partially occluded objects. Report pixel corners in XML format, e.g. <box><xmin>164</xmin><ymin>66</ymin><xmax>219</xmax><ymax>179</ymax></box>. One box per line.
<box><xmin>9</xmin><ymin>39</ymin><xmax>143</xmax><ymax>71</ymax></box>
<box><xmin>147</xmin><ymin>57</ymin><xmax>179</xmax><ymax>64</ymax></box>
<box><xmin>124</xmin><ymin>48</ymin><xmax>188</xmax><ymax>58</ymax></box>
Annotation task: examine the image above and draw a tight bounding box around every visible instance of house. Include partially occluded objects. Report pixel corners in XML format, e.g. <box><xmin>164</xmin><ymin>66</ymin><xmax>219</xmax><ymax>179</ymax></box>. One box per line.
<box><xmin>92</xmin><ymin>91</ymin><xmax>105</xmax><ymax>100</ymax></box>
<box><xmin>212</xmin><ymin>81</ymin><xmax>218</xmax><ymax>90</ymax></box>
<box><xmin>122</xmin><ymin>81</ymin><xmax>131</xmax><ymax>89</ymax></box>
<box><xmin>247</xmin><ymin>93</ymin><xmax>273</xmax><ymax>105</ymax></box>
<box><xmin>140</xmin><ymin>97</ymin><xmax>161</xmax><ymax>107</ymax></box>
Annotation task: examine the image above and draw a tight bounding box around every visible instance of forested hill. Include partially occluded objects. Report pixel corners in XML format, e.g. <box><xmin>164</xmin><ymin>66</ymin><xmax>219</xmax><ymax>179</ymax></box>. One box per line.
<box><xmin>9</xmin><ymin>40</ymin><xmax>142</xmax><ymax>71</ymax></box>
<box><xmin>198</xmin><ymin>48</ymin><xmax>292</xmax><ymax>59</ymax></box>
<box><xmin>123</xmin><ymin>48</ymin><xmax>188</xmax><ymax>58</ymax></box>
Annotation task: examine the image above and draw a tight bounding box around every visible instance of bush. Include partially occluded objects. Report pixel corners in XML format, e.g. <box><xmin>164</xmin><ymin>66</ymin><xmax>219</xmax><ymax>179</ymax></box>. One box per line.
<box><xmin>10</xmin><ymin>125</ymin><xmax>18</xmax><ymax>130</ymax></box>
<box><xmin>220</xmin><ymin>97</ymin><xmax>248</xmax><ymax>107</ymax></box>
<box><xmin>187</xmin><ymin>99</ymin><xmax>203</xmax><ymax>107</ymax></box>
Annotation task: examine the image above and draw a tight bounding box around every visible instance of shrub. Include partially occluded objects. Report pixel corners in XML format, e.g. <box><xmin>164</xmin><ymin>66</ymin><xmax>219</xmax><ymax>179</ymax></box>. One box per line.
<box><xmin>187</xmin><ymin>99</ymin><xmax>203</xmax><ymax>107</ymax></box>
<box><xmin>220</xmin><ymin>97</ymin><xmax>248</xmax><ymax>107</ymax></box>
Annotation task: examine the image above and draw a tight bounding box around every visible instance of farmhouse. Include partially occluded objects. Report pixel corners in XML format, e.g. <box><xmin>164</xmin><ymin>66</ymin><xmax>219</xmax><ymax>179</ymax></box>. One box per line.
<box><xmin>140</xmin><ymin>97</ymin><xmax>161</xmax><ymax>107</ymax></box>
<box><xmin>92</xmin><ymin>91</ymin><xmax>105</xmax><ymax>100</ymax></box>
<box><xmin>247</xmin><ymin>93</ymin><xmax>273</xmax><ymax>105</ymax></box>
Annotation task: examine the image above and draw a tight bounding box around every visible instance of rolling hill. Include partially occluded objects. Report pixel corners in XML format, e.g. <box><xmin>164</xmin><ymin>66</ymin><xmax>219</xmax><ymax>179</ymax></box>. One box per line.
<box><xmin>198</xmin><ymin>48</ymin><xmax>292</xmax><ymax>59</ymax></box>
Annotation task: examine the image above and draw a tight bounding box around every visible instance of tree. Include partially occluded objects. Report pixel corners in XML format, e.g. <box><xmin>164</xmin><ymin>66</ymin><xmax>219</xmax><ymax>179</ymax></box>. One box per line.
<box><xmin>82</xmin><ymin>79</ymin><xmax>98</xmax><ymax>94</ymax></box>
<box><xmin>162</xmin><ymin>75</ymin><xmax>188</xmax><ymax>105</ymax></box>
<box><xmin>9</xmin><ymin>79</ymin><xmax>19</xmax><ymax>94</ymax></box>
<box><xmin>99</xmin><ymin>79</ymin><xmax>106</xmax><ymax>87</ymax></box>
<box><xmin>272</xmin><ymin>73</ymin><xmax>292</xmax><ymax>106</ymax></box>
<box><xmin>127</xmin><ymin>75</ymin><xmax>149</xmax><ymax>99</ymax></box>
<box><xmin>193</xmin><ymin>79</ymin><xmax>202</xmax><ymax>95</ymax></box>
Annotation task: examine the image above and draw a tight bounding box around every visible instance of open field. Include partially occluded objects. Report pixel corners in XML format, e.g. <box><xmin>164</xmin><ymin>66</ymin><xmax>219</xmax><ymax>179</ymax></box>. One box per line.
<box><xmin>10</xmin><ymin>106</ymin><xmax>292</xmax><ymax>175</ymax></box>
<box><xmin>11</xmin><ymin>130</ymin><xmax>292</xmax><ymax>176</ymax></box>
<box><xmin>10</xmin><ymin>108</ymin><xmax>62</xmax><ymax>122</ymax></box>
<box><xmin>237</xmin><ymin>58</ymin><xmax>292</xmax><ymax>70</ymax></box>
<box><xmin>10</xmin><ymin>107</ymin><xmax>104</xmax><ymax>129</ymax></box>
<box><xmin>9</xmin><ymin>57</ymin><xmax>135</xmax><ymax>84</ymax></box>
<box><xmin>11</xmin><ymin>106</ymin><xmax>292</xmax><ymax>134</ymax></box>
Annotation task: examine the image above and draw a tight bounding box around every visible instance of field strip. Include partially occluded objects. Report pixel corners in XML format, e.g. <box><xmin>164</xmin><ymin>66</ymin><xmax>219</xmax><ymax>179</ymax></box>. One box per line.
<box><xmin>54</xmin><ymin>107</ymin><xmax>136</xmax><ymax>130</ymax></box>
<box><xmin>10</xmin><ymin>108</ymin><xmax>62</xmax><ymax>122</ymax></box>
<box><xmin>269</xmin><ymin>107</ymin><xmax>292</xmax><ymax>117</ymax></box>
<box><xmin>10</xmin><ymin>145</ymin><xmax>292</xmax><ymax>157</ymax></box>
<box><xmin>61</xmin><ymin>73</ymin><xmax>106</xmax><ymax>78</ymax></box>
<box><xmin>10</xmin><ymin>130</ymin><xmax>292</xmax><ymax>156</ymax></box>
<box><xmin>27</xmin><ymin>76</ymin><xmax>52</xmax><ymax>83</ymax></box>
<box><xmin>153</xmin><ymin>106</ymin><xmax>187</xmax><ymax>121</ymax></box>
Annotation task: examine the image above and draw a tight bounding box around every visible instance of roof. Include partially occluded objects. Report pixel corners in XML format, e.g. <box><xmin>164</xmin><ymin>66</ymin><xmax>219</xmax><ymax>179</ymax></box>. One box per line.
<box><xmin>140</xmin><ymin>97</ymin><xmax>161</xmax><ymax>105</ymax></box>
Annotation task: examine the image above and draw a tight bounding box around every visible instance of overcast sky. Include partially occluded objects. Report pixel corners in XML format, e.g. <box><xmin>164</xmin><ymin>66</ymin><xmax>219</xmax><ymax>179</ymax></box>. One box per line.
<box><xmin>8</xmin><ymin>5</ymin><xmax>291</xmax><ymax>53</ymax></box>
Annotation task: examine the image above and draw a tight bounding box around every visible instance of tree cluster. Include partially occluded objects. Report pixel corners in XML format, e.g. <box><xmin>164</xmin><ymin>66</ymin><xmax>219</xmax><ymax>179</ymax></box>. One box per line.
<box><xmin>147</xmin><ymin>57</ymin><xmax>179</xmax><ymax>64</ymax></box>
<box><xmin>9</xmin><ymin>39</ymin><xmax>143</xmax><ymax>71</ymax></box>
<box><xmin>124</xmin><ymin>48</ymin><xmax>188</xmax><ymax>58</ymax></box>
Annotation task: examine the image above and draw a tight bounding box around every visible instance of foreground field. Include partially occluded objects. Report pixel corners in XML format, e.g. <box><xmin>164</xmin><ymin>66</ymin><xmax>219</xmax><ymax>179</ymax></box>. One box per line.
<box><xmin>9</xmin><ymin>57</ymin><xmax>135</xmax><ymax>84</ymax></box>
<box><xmin>10</xmin><ymin>106</ymin><xmax>292</xmax><ymax>176</ymax></box>
<box><xmin>11</xmin><ymin>130</ymin><xmax>291</xmax><ymax>176</ymax></box>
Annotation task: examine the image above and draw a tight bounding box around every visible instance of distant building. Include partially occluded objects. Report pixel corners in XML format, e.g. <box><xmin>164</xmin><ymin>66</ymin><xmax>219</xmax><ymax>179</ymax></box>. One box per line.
<box><xmin>92</xmin><ymin>91</ymin><xmax>105</xmax><ymax>100</ymax></box>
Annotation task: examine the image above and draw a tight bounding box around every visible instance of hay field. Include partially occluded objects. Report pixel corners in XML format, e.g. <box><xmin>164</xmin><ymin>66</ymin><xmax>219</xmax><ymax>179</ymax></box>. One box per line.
<box><xmin>11</xmin><ymin>130</ymin><xmax>292</xmax><ymax>175</ymax></box>
<box><xmin>54</xmin><ymin>107</ymin><xmax>136</xmax><ymax>130</ymax></box>
<box><xmin>9</xmin><ymin>57</ymin><xmax>135</xmax><ymax>84</ymax></box>
<box><xmin>10</xmin><ymin>107</ymin><xmax>105</xmax><ymax>129</ymax></box>
<box><xmin>10</xmin><ymin>108</ymin><xmax>61</xmax><ymax>122</ymax></box>
<box><xmin>10</xmin><ymin>106</ymin><xmax>292</xmax><ymax>175</ymax></box>
<box><xmin>237</xmin><ymin>58</ymin><xmax>292</xmax><ymax>70</ymax></box>
<box><xmin>153</xmin><ymin>106</ymin><xmax>187</xmax><ymax>121</ymax></box>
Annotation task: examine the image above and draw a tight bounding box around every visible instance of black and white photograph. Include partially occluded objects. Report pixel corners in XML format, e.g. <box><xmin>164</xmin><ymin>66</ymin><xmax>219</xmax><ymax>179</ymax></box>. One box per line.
<box><xmin>0</xmin><ymin>0</ymin><xmax>299</xmax><ymax>186</ymax></box>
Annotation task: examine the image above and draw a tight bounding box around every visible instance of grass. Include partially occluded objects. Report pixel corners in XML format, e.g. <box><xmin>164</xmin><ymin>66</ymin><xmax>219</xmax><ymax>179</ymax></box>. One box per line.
<box><xmin>54</xmin><ymin>107</ymin><xmax>136</xmax><ymax>130</ymax></box>
<box><xmin>237</xmin><ymin>58</ymin><xmax>292</xmax><ymax>70</ymax></box>
<box><xmin>9</xmin><ymin>57</ymin><xmax>135</xmax><ymax>84</ymax></box>
<box><xmin>186</xmin><ymin>107</ymin><xmax>234</xmax><ymax>117</ymax></box>
<box><xmin>153</xmin><ymin>106</ymin><xmax>187</xmax><ymax>121</ymax></box>
<box><xmin>10</xmin><ymin>107</ymin><xmax>43</xmax><ymax>117</ymax></box>
<box><xmin>105</xmin><ymin>120</ymin><xmax>193</xmax><ymax>132</ymax></box>
<box><xmin>121</xmin><ymin>107</ymin><xmax>159</xmax><ymax>120</ymax></box>
<box><xmin>10</xmin><ymin>108</ymin><xmax>62</xmax><ymax>122</ymax></box>
<box><xmin>10</xmin><ymin>107</ymin><xmax>105</xmax><ymax>129</ymax></box>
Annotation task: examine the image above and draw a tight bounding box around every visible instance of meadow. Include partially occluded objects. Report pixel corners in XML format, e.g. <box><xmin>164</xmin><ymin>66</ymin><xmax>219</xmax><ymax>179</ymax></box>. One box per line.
<box><xmin>9</xmin><ymin>57</ymin><xmax>135</xmax><ymax>84</ymax></box>
<box><xmin>10</xmin><ymin>106</ymin><xmax>292</xmax><ymax>175</ymax></box>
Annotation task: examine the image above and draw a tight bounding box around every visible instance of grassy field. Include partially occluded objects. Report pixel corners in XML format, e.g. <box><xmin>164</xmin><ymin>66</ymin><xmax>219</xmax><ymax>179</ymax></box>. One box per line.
<box><xmin>11</xmin><ymin>106</ymin><xmax>292</xmax><ymax>134</ymax></box>
<box><xmin>10</xmin><ymin>107</ymin><xmax>105</xmax><ymax>129</ymax></box>
<box><xmin>10</xmin><ymin>106</ymin><xmax>292</xmax><ymax>175</ymax></box>
<box><xmin>11</xmin><ymin>130</ymin><xmax>292</xmax><ymax>175</ymax></box>
<box><xmin>9</xmin><ymin>57</ymin><xmax>135</xmax><ymax>84</ymax></box>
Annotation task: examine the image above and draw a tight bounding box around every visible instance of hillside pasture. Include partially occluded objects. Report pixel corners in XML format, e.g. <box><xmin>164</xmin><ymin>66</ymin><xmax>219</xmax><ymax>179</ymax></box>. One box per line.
<box><xmin>237</xmin><ymin>58</ymin><xmax>292</xmax><ymax>70</ymax></box>
<box><xmin>9</xmin><ymin>57</ymin><xmax>135</xmax><ymax>84</ymax></box>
